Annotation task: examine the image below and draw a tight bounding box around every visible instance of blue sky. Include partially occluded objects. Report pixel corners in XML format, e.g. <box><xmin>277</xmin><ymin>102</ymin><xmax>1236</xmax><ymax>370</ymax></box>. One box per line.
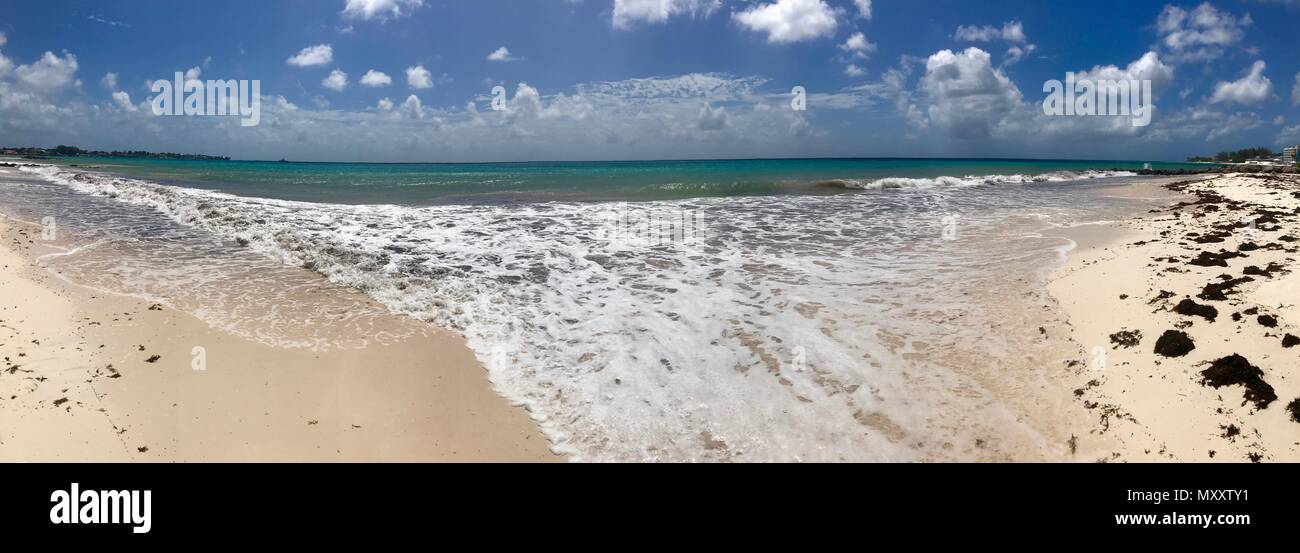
<box><xmin>1</xmin><ymin>0</ymin><xmax>1298</xmax><ymax>162</ymax></box>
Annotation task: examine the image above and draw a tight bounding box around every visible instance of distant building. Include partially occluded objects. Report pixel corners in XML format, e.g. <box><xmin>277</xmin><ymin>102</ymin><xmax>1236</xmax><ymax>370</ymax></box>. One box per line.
<box><xmin>1285</xmin><ymin>146</ymin><xmax>1298</xmax><ymax>165</ymax></box>
<box><xmin>1242</xmin><ymin>156</ymin><xmax>1283</xmax><ymax>167</ymax></box>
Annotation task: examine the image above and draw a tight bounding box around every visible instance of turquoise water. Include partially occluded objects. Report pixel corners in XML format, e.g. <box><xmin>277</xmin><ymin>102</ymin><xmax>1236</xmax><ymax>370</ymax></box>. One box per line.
<box><xmin>51</xmin><ymin>157</ymin><xmax>1207</xmax><ymax>204</ymax></box>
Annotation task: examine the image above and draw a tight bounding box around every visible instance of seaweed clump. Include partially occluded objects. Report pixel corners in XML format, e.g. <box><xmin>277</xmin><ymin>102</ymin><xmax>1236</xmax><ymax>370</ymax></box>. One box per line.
<box><xmin>1153</xmin><ymin>330</ymin><xmax>1195</xmax><ymax>357</ymax></box>
<box><xmin>1200</xmin><ymin>354</ymin><xmax>1276</xmax><ymax>410</ymax></box>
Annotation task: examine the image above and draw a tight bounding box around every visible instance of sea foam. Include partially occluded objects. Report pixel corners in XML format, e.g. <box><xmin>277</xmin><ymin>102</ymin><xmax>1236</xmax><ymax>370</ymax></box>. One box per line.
<box><xmin>18</xmin><ymin>164</ymin><xmax>1148</xmax><ymax>462</ymax></box>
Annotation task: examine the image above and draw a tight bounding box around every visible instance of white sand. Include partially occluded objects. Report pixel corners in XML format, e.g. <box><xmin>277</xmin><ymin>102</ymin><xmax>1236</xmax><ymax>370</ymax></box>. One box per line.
<box><xmin>0</xmin><ymin>215</ymin><xmax>560</xmax><ymax>462</ymax></box>
<box><xmin>1049</xmin><ymin>173</ymin><xmax>1300</xmax><ymax>462</ymax></box>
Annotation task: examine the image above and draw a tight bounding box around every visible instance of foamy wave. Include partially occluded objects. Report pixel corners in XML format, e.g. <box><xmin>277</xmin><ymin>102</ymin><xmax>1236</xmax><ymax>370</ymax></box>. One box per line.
<box><xmin>20</xmin><ymin>164</ymin><xmax>1116</xmax><ymax>462</ymax></box>
<box><xmin>829</xmin><ymin>170</ymin><xmax>1136</xmax><ymax>190</ymax></box>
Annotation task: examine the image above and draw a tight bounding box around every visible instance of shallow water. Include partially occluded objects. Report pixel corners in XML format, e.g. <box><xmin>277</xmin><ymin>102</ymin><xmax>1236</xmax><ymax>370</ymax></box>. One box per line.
<box><xmin>1</xmin><ymin>163</ymin><xmax>1179</xmax><ymax>461</ymax></box>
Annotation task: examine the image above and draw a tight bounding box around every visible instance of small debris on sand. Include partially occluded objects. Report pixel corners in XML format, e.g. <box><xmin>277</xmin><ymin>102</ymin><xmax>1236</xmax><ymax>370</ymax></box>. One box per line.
<box><xmin>1109</xmin><ymin>329</ymin><xmax>1142</xmax><ymax>349</ymax></box>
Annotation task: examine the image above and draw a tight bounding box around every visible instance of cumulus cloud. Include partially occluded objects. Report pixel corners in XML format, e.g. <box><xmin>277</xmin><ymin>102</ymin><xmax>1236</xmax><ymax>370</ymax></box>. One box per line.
<box><xmin>853</xmin><ymin>0</ymin><xmax>872</xmax><ymax>19</ymax></box>
<box><xmin>844</xmin><ymin>64</ymin><xmax>865</xmax><ymax>77</ymax></box>
<box><xmin>917</xmin><ymin>47</ymin><xmax>1023</xmax><ymax>139</ymax></box>
<box><xmin>287</xmin><ymin>44</ymin><xmax>334</xmax><ymax>67</ymax></box>
<box><xmin>0</xmin><ymin>69</ymin><xmax>808</xmax><ymax>161</ymax></box>
<box><xmin>733</xmin><ymin>0</ymin><xmax>838</xmax><ymax>43</ymax></box>
<box><xmin>697</xmin><ymin>105</ymin><xmax>728</xmax><ymax>130</ymax></box>
<box><xmin>1209</xmin><ymin>60</ymin><xmax>1273</xmax><ymax>105</ymax></box>
<box><xmin>13</xmin><ymin>51</ymin><xmax>80</xmax><ymax>90</ymax></box>
<box><xmin>839</xmin><ymin>32</ymin><xmax>876</xmax><ymax>59</ymax></box>
<box><xmin>322</xmin><ymin>69</ymin><xmax>349</xmax><ymax>91</ymax></box>
<box><xmin>954</xmin><ymin>20</ymin><xmax>1035</xmax><ymax>65</ymax></box>
<box><xmin>101</xmin><ymin>72</ymin><xmax>118</xmax><ymax>90</ymax></box>
<box><xmin>406</xmin><ymin>64</ymin><xmax>433</xmax><ymax>89</ymax></box>
<box><xmin>111</xmin><ymin>90</ymin><xmax>137</xmax><ymax>112</ymax></box>
<box><xmin>612</xmin><ymin>0</ymin><xmax>721</xmax><ymax>29</ymax></box>
<box><xmin>954</xmin><ymin>20</ymin><xmax>1027</xmax><ymax>43</ymax></box>
<box><xmin>1156</xmin><ymin>2</ymin><xmax>1251</xmax><ymax>62</ymax></box>
<box><xmin>360</xmin><ymin>69</ymin><xmax>392</xmax><ymax>87</ymax></box>
<box><xmin>487</xmin><ymin>46</ymin><xmax>517</xmax><ymax>62</ymax></box>
<box><xmin>0</xmin><ymin>34</ymin><xmax>9</xmax><ymax>78</ymax></box>
<box><xmin>1074</xmin><ymin>51</ymin><xmax>1175</xmax><ymax>92</ymax></box>
<box><xmin>1205</xmin><ymin>111</ymin><xmax>1263</xmax><ymax>141</ymax></box>
<box><xmin>342</xmin><ymin>0</ymin><xmax>424</xmax><ymax>21</ymax></box>
<box><xmin>398</xmin><ymin>94</ymin><xmax>423</xmax><ymax>119</ymax></box>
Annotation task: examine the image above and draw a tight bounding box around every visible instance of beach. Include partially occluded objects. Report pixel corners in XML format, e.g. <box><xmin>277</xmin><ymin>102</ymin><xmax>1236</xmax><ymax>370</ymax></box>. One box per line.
<box><xmin>5</xmin><ymin>159</ymin><xmax>1299</xmax><ymax>462</ymax></box>
<box><xmin>1050</xmin><ymin>173</ymin><xmax>1300</xmax><ymax>462</ymax></box>
<box><xmin>0</xmin><ymin>172</ymin><xmax>559</xmax><ymax>461</ymax></box>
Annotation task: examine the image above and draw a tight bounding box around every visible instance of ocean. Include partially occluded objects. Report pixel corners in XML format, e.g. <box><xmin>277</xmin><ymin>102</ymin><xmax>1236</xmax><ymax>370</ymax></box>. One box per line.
<box><xmin>0</xmin><ymin>157</ymin><xmax>1196</xmax><ymax>461</ymax></box>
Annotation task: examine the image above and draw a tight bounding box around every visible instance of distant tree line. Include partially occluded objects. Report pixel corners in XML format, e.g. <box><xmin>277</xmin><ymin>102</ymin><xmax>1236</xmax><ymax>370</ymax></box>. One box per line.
<box><xmin>1186</xmin><ymin>147</ymin><xmax>1277</xmax><ymax>163</ymax></box>
<box><xmin>2</xmin><ymin>145</ymin><xmax>230</xmax><ymax>161</ymax></box>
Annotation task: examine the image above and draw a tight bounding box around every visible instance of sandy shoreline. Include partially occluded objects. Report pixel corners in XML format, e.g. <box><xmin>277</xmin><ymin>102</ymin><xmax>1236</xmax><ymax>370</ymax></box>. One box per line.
<box><xmin>1049</xmin><ymin>173</ymin><xmax>1300</xmax><ymax>462</ymax></box>
<box><xmin>0</xmin><ymin>210</ymin><xmax>559</xmax><ymax>462</ymax></box>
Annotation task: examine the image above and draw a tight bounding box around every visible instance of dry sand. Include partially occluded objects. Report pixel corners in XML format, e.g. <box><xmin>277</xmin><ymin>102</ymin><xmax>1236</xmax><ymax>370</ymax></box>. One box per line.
<box><xmin>1049</xmin><ymin>173</ymin><xmax>1300</xmax><ymax>463</ymax></box>
<box><xmin>0</xmin><ymin>215</ymin><xmax>560</xmax><ymax>462</ymax></box>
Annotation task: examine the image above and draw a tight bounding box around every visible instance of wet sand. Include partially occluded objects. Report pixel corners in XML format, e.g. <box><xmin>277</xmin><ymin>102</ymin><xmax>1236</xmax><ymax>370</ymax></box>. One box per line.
<box><xmin>1049</xmin><ymin>173</ymin><xmax>1300</xmax><ymax>462</ymax></box>
<box><xmin>0</xmin><ymin>213</ymin><xmax>560</xmax><ymax>462</ymax></box>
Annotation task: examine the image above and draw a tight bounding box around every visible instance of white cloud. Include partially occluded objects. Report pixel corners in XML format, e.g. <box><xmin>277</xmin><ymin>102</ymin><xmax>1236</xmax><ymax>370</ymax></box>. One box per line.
<box><xmin>286</xmin><ymin>44</ymin><xmax>334</xmax><ymax>67</ymax></box>
<box><xmin>853</xmin><ymin>0</ymin><xmax>872</xmax><ymax>19</ymax></box>
<box><xmin>406</xmin><ymin>64</ymin><xmax>433</xmax><ymax>89</ymax></box>
<box><xmin>1156</xmin><ymin>2</ymin><xmax>1251</xmax><ymax>62</ymax></box>
<box><xmin>839</xmin><ymin>32</ymin><xmax>876</xmax><ymax>59</ymax></box>
<box><xmin>0</xmin><ymin>33</ymin><xmax>9</xmax><ymax>78</ymax></box>
<box><xmin>508</xmin><ymin>83</ymin><xmax>543</xmax><ymax>122</ymax></box>
<box><xmin>1209</xmin><ymin>60</ymin><xmax>1272</xmax><ymax>106</ymax></box>
<box><xmin>1074</xmin><ymin>51</ymin><xmax>1175</xmax><ymax>92</ymax></box>
<box><xmin>322</xmin><ymin>69</ymin><xmax>349</xmax><ymax>91</ymax></box>
<box><xmin>954</xmin><ymin>20</ymin><xmax>1026</xmax><ymax>43</ymax></box>
<box><xmin>1279</xmin><ymin>122</ymin><xmax>1300</xmax><ymax>145</ymax></box>
<box><xmin>1205</xmin><ymin>111</ymin><xmax>1262</xmax><ymax>141</ymax></box>
<box><xmin>1003</xmin><ymin>44</ymin><xmax>1037</xmax><ymax>66</ymax></box>
<box><xmin>918</xmin><ymin>47</ymin><xmax>1023</xmax><ymax>139</ymax></box>
<box><xmin>111</xmin><ymin>90</ymin><xmax>137</xmax><ymax>112</ymax></box>
<box><xmin>0</xmin><ymin>71</ymin><xmax>817</xmax><ymax>161</ymax></box>
<box><xmin>612</xmin><ymin>0</ymin><xmax>721</xmax><ymax>29</ymax></box>
<box><xmin>13</xmin><ymin>51</ymin><xmax>79</xmax><ymax>90</ymax></box>
<box><xmin>342</xmin><ymin>0</ymin><xmax>424</xmax><ymax>21</ymax></box>
<box><xmin>733</xmin><ymin>0</ymin><xmax>838</xmax><ymax>43</ymax></box>
<box><xmin>398</xmin><ymin>94</ymin><xmax>423</xmax><ymax>119</ymax></box>
<box><xmin>697</xmin><ymin>105</ymin><xmax>728</xmax><ymax>130</ymax></box>
<box><xmin>844</xmin><ymin>64</ymin><xmax>865</xmax><ymax>77</ymax></box>
<box><xmin>360</xmin><ymin>70</ymin><xmax>392</xmax><ymax>87</ymax></box>
<box><xmin>954</xmin><ymin>20</ymin><xmax>1035</xmax><ymax>65</ymax></box>
<box><xmin>100</xmin><ymin>72</ymin><xmax>119</xmax><ymax>91</ymax></box>
<box><xmin>487</xmin><ymin>46</ymin><xmax>517</xmax><ymax>62</ymax></box>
